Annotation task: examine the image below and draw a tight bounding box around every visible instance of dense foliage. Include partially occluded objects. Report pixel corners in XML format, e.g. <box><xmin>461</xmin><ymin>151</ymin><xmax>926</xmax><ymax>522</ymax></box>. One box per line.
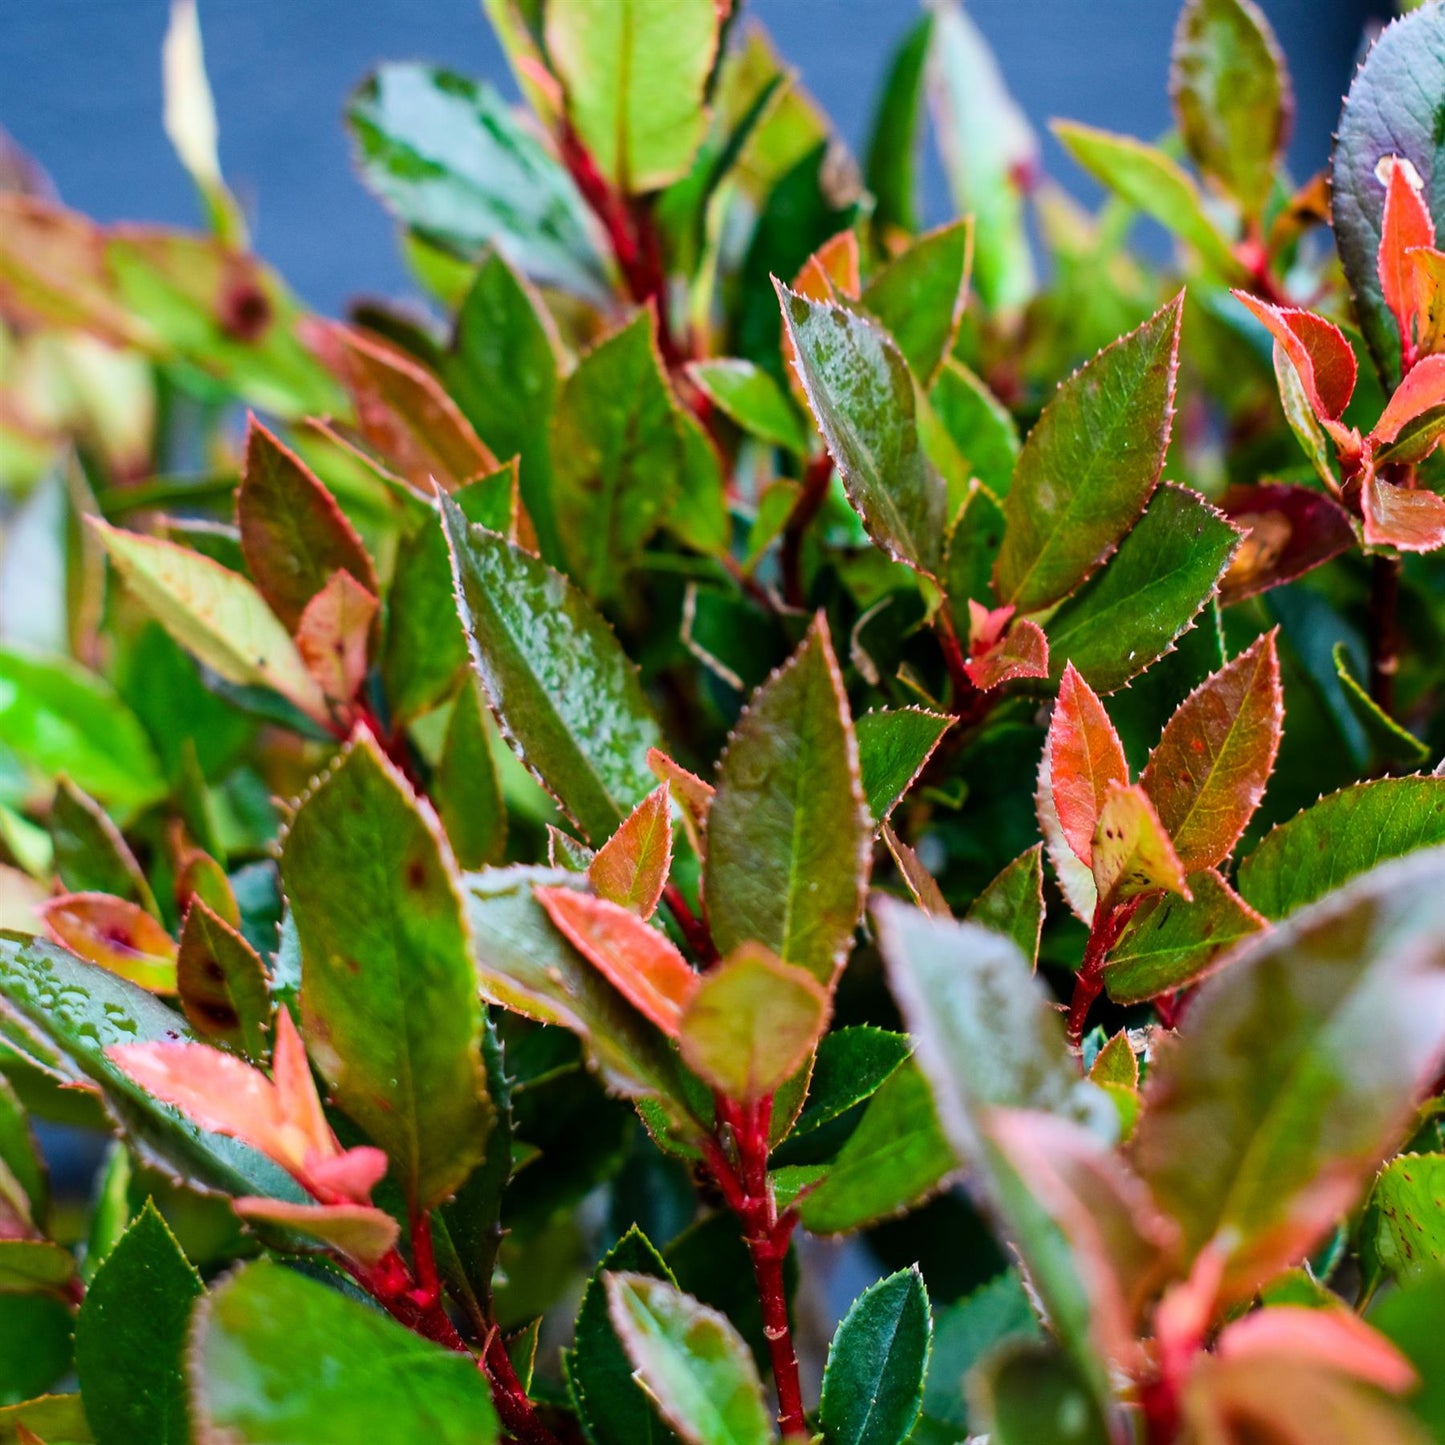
<box><xmin>9</xmin><ymin>0</ymin><xmax>1445</xmax><ymax>1440</ymax></box>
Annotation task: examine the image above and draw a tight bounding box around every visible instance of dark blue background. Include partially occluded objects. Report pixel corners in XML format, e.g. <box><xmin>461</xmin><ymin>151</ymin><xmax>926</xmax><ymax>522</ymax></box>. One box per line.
<box><xmin>2</xmin><ymin>1</ymin><xmax>1385</xmax><ymax>315</ymax></box>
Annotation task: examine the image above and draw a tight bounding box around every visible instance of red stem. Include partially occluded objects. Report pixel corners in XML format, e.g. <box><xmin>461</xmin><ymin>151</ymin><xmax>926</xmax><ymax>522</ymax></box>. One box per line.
<box><xmin>344</xmin><ymin>1218</ymin><xmax>563</xmax><ymax>1445</ymax></box>
<box><xmin>708</xmin><ymin>1095</ymin><xmax>807</xmax><ymax>1439</ymax></box>
<box><xmin>1066</xmin><ymin>899</ymin><xmax>1140</xmax><ymax>1048</ymax></box>
<box><xmin>664</xmin><ymin>881</ymin><xmax>717</xmax><ymax>966</ymax></box>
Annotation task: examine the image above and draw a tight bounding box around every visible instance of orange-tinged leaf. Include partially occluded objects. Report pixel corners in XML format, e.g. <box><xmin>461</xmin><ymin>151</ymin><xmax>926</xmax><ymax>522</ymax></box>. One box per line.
<box><xmin>238</xmin><ymin>417</ymin><xmax>378</xmax><ymax>631</ymax></box>
<box><xmin>964</xmin><ymin>604</ymin><xmax>1050</xmax><ymax>691</ymax></box>
<box><xmin>588</xmin><ymin>783</ymin><xmax>672</xmax><ymax>918</ymax></box>
<box><xmin>1140</xmin><ymin>631</ymin><xmax>1282</xmax><ymax>872</ymax></box>
<box><xmin>303</xmin><ymin>319</ymin><xmax>496</xmax><ymax>491</ymax></box>
<box><xmin>882</xmin><ymin>822</ymin><xmax>952</xmax><ymax>917</ymax></box>
<box><xmin>1048</xmin><ymin>662</ymin><xmax>1129</xmax><ymax>868</ymax></box>
<box><xmin>1371</xmin><ymin>352</ymin><xmax>1445</xmax><ymax>449</ymax></box>
<box><xmin>294</xmin><ymin>570</ymin><xmax>378</xmax><ymax>709</ymax></box>
<box><xmin>796</xmin><ymin>230</ymin><xmax>862</xmax><ymax>302</ymax></box>
<box><xmin>534</xmin><ymin>885</ymin><xmax>698</xmax><ymax>1036</ymax></box>
<box><xmin>1217</xmin><ymin>1306</ymin><xmax>1417</xmax><ymax>1394</ymax></box>
<box><xmin>107</xmin><ymin>1038</ymin><xmax>304</xmax><ymax>1166</ymax></box>
<box><xmin>1409</xmin><ymin>245</ymin><xmax>1445</xmax><ymax>357</ymax></box>
<box><xmin>233</xmin><ymin>1197</ymin><xmax>398</xmax><ymax>1267</ymax></box>
<box><xmin>1181</xmin><ymin>1354</ymin><xmax>1428</xmax><ymax>1445</ymax></box>
<box><xmin>677</xmin><ymin>943</ymin><xmax>830</xmax><ymax>1102</ymax></box>
<box><xmin>647</xmin><ymin>748</ymin><xmax>712</xmax><ymax>856</ymax></box>
<box><xmin>271</xmin><ymin>1008</ymin><xmax>332</xmax><ymax>1174</ymax></box>
<box><xmin>1036</xmin><ymin>740</ymin><xmax>1098</xmax><ymax>924</ymax></box>
<box><xmin>1379</xmin><ymin>156</ymin><xmax>1435</xmax><ymax>359</ymax></box>
<box><xmin>40</xmin><ymin>892</ymin><xmax>178</xmax><ymax>993</ymax></box>
<box><xmin>1233</xmin><ymin>291</ymin><xmax>1357</xmax><ymax>421</ymax></box>
<box><xmin>1363</xmin><ymin>466</ymin><xmax>1445</xmax><ymax>552</ymax></box>
<box><xmin>1091</xmin><ymin>783</ymin><xmax>1191</xmax><ymax>909</ymax></box>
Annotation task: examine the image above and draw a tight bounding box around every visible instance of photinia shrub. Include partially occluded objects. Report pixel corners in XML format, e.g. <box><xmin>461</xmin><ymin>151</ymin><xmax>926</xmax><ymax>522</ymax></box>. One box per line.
<box><xmin>11</xmin><ymin>0</ymin><xmax>1445</xmax><ymax>1440</ymax></box>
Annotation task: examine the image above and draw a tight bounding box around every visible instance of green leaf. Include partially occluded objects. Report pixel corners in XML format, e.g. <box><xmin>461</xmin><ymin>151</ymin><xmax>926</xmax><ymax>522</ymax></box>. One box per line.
<box><xmin>190</xmin><ymin>1259</ymin><xmax>500</xmax><ymax>1443</ymax></box>
<box><xmin>465</xmin><ymin>866</ymin><xmax>692</xmax><ymax>1117</ymax></box>
<box><xmin>930</xmin><ymin>361</ymin><xmax>1020</xmax><ymax>499</ymax></box>
<box><xmin>0</xmin><ymin>934</ymin><xmax>299</xmax><ymax>1200</ymax></box>
<box><xmin>1133</xmin><ymin>847</ymin><xmax>1445</xmax><ymax>1300</ymax></box>
<box><xmin>347</xmin><ymin>62</ymin><xmax>609</xmax><ymax>304</ymax></box>
<box><xmin>176</xmin><ymin>901</ymin><xmax>270</xmax><ymax>1062</ymax></box>
<box><xmin>820</xmin><ymin>1268</ymin><xmax>931</xmax><ymax>1445</ymax></box>
<box><xmin>971</xmin><ymin>1342</ymin><xmax>1112</xmax><ymax>1445</ymax></box>
<box><xmin>566</xmin><ymin>1228</ymin><xmax>681</xmax><ymax>1445</ymax></box>
<box><xmin>864</xmin><ymin>15</ymin><xmax>933</xmax><ymax>238</ymax></box>
<box><xmin>282</xmin><ymin>731</ymin><xmax>490</xmax><ymax>1210</ymax></box>
<box><xmin>1044</xmin><ymin>485</ymin><xmax>1241</xmax><ymax>694</ymax></box>
<box><xmin>546</xmin><ymin>0</ymin><xmax>718</xmax><ymax>193</ymax></box>
<box><xmin>860</xmin><ymin>221</ymin><xmax>971</xmax><ymax>387</ymax></box>
<box><xmin>1236</xmin><ymin>777</ymin><xmax>1445</xmax><ymax>920</ymax></box>
<box><xmin>445</xmin><ymin>249</ymin><xmax>563</xmax><ymax>563</ymax></box>
<box><xmin>995</xmin><ymin>294</ymin><xmax>1183</xmax><ymax>612</ymax></box>
<box><xmin>678</xmin><ymin>945</ymin><xmax>828</xmax><ymax>1103</ymax></box>
<box><xmin>856</xmin><ymin>708</ymin><xmax>952</xmax><ymax>824</ymax></box>
<box><xmin>0</xmin><ymin>1294</ymin><xmax>72</xmax><ymax>1406</ymax></box>
<box><xmin>75</xmin><ymin>1202</ymin><xmax>201</xmax><ymax>1445</ymax></box>
<box><xmin>1333</xmin><ymin>643</ymin><xmax>1430</xmax><ymax>768</ymax></box>
<box><xmin>785</xmin><ymin>1027</ymin><xmax>912</xmax><ymax>1143</ymax></box>
<box><xmin>916</xmin><ymin>1272</ymin><xmax>1039</xmax><ymax>1443</ymax></box>
<box><xmin>48</xmin><ymin>781</ymin><xmax>154</xmax><ymax>910</ymax></box>
<box><xmin>380</xmin><ymin>518</ymin><xmax>466</xmax><ymax>728</ymax></box>
<box><xmin>1104</xmin><ymin>870</ymin><xmax>1263</xmax><ymax>1004</ymax></box>
<box><xmin>436</xmin><ymin>679</ymin><xmax>507</xmax><ymax>870</ymax></box>
<box><xmin>1366</xmin><ymin>1154</ymin><xmax>1445</xmax><ymax>1287</ymax></box>
<box><xmin>551</xmin><ymin>313</ymin><xmax>684</xmax><ymax>601</ymax></box>
<box><xmin>442</xmin><ymin>492</ymin><xmax>662</xmax><ymax>843</ymax></box>
<box><xmin>0</xmin><ymin>1076</ymin><xmax>46</xmax><ymax>1236</ymax></box>
<box><xmin>0</xmin><ymin>649</ymin><xmax>164</xmax><ymax>818</ymax></box>
<box><xmin>927</xmin><ymin>1</ymin><xmax>1037</xmax><ymax>311</ymax></box>
<box><xmin>605</xmin><ymin>1273</ymin><xmax>771</xmax><ymax>1445</ymax></box>
<box><xmin>1052</xmin><ymin>122</ymin><xmax>1241</xmax><ymax>277</ymax></box>
<box><xmin>965</xmin><ymin>845</ymin><xmax>1045</xmax><ymax>968</ymax></box>
<box><xmin>777</xmin><ymin>282</ymin><xmax>948</xmax><ymax>576</ymax></box>
<box><xmin>237</xmin><ymin>420</ymin><xmax>377</xmax><ymax>632</ymax></box>
<box><xmin>943</xmin><ymin>485</ymin><xmax>1008</xmax><ymax>618</ymax></box>
<box><xmin>0</xmin><ymin>1241</ymin><xmax>74</xmax><ymax>1294</ymax></box>
<box><xmin>687</xmin><ymin>359</ymin><xmax>810</xmax><ymax>455</ymax></box>
<box><xmin>796</xmin><ymin>1057</ymin><xmax>953</xmax><ymax>1234</ymax></box>
<box><xmin>705</xmin><ymin>617</ymin><xmax>870</xmax><ymax>986</ymax></box>
<box><xmin>90</xmin><ymin>521</ymin><xmax>327</xmax><ymax>724</ymax></box>
<box><xmin>1370</xmin><ymin>1280</ymin><xmax>1445</xmax><ymax>1439</ymax></box>
<box><xmin>1171</xmin><ymin>0</ymin><xmax>1291</xmax><ymax>217</ymax></box>
<box><xmin>1332</xmin><ymin>6</ymin><xmax>1445</xmax><ymax>382</ymax></box>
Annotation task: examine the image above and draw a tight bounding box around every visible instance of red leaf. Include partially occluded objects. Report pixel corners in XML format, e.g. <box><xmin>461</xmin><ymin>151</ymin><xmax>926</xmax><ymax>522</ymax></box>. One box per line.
<box><xmin>1139</xmin><ymin>632</ymin><xmax>1282</xmax><ymax>872</ymax></box>
<box><xmin>294</xmin><ymin>569</ymin><xmax>378</xmax><ymax>708</ymax></box>
<box><xmin>238</xmin><ymin>417</ymin><xmax>378</xmax><ymax>631</ymax></box>
<box><xmin>964</xmin><ymin>602</ymin><xmax>1050</xmax><ymax>690</ymax></box>
<box><xmin>1362</xmin><ymin>466</ymin><xmax>1445</xmax><ymax>552</ymax></box>
<box><xmin>41</xmin><ymin>892</ymin><xmax>178</xmax><ymax>993</ymax></box>
<box><xmin>302</xmin><ymin>319</ymin><xmax>496</xmax><ymax>492</ymax></box>
<box><xmin>1092</xmin><ymin>782</ymin><xmax>1192</xmax><ymax>909</ymax></box>
<box><xmin>1233</xmin><ymin>291</ymin><xmax>1357</xmax><ymax>421</ymax></box>
<box><xmin>1217</xmin><ymin>1306</ymin><xmax>1417</xmax><ymax>1395</ymax></box>
<box><xmin>534</xmin><ymin>885</ymin><xmax>699</xmax><ymax>1036</ymax></box>
<box><xmin>647</xmin><ymin>747</ymin><xmax>713</xmax><ymax>855</ymax></box>
<box><xmin>1378</xmin><ymin>156</ymin><xmax>1436</xmax><ymax>361</ymax></box>
<box><xmin>1047</xmin><ymin>663</ymin><xmax>1129</xmax><ymax>868</ymax></box>
<box><xmin>1217</xmin><ymin>483</ymin><xmax>1355</xmax><ymax>604</ymax></box>
<box><xmin>588</xmin><ymin>783</ymin><xmax>673</xmax><ymax>918</ymax></box>
<box><xmin>1371</xmin><ymin>352</ymin><xmax>1445</xmax><ymax>449</ymax></box>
